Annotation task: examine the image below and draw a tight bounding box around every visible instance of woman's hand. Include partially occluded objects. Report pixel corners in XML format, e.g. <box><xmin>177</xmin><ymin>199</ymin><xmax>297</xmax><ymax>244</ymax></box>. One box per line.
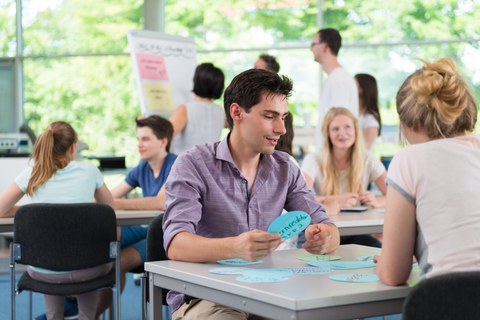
<box><xmin>337</xmin><ymin>193</ymin><xmax>359</xmax><ymax>207</ymax></box>
<box><xmin>359</xmin><ymin>191</ymin><xmax>379</xmax><ymax>207</ymax></box>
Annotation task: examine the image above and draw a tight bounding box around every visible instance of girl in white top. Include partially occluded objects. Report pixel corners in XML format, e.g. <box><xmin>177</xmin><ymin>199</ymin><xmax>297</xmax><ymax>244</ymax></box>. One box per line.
<box><xmin>376</xmin><ymin>58</ymin><xmax>480</xmax><ymax>285</ymax></box>
<box><xmin>355</xmin><ymin>73</ymin><xmax>382</xmax><ymax>149</ymax></box>
<box><xmin>301</xmin><ymin>107</ymin><xmax>387</xmax><ymax>212</ymax></box>
<box><xmin>169</xmin><ymin>63</ymin><xmax>225</xmax><ymax>154</ymax></box>
<box><xmin>0</xmin><ymin>121</ymin><xmax>114</xmax><ymax>320</ymax></box>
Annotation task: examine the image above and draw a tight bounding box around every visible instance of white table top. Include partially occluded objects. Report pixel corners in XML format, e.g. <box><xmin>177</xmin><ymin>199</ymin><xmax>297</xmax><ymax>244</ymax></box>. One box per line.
<box><xmin>2</xmin><ymin>208</ymin><xmax>383</xmax><ymax>235</ymax></box>
<box><xmin>146</xmin><ymin>245</ymin><xmax>419</xmax><ymax>320</ymax></box>
<box><xmin>0</xmin><ymin>210</ymin><xmax>161</xmax><ymax>233</ymax></box>
<box><xmin>334</xmin><ymin>208</ymin><xmax>385</xmax><ymax>236</ymax></box>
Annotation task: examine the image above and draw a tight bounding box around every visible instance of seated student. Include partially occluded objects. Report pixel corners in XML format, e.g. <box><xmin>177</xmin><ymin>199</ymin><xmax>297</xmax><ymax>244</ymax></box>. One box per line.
<box><xmin>163</xmin><ymin>69</ymin><xmax>340</xmax><ymax>320</ymax></box>
<box><xmin>169</xmin><ymin>62</ymin><xmax>225</xmax><ymax>154</ymax></box>
<box><xmin>376</xmin><ymin>58</ymin><xmax>480</xmax><ymax>285</ymax></box>
<box><xmin>354</xmin><ymin>73</ymin><xmax>382</xmax><ymax>149</ymax></box>
<box><xmin>0</xmin><ymin>121</ymin><xmax>114</xmax><ymax>320</ymax></box>
<box><xmin>96</xmin><ymin>115</ymin><xmax>177</xmax><ymax>317</ymax></box>
<box><xmin>302</xmin><ymin>107</ymin><xmax>386</xmax><ymax>209</ymax></box>
<box><xmin>301</xmin><ymin>107</ymin><xmax>387</xmax><ymax>247</ymax></box>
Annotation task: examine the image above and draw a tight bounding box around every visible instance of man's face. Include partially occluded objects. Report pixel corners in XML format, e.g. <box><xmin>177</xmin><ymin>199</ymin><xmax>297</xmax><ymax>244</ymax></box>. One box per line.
<box><xmin>254</xmin><ymin>58</ymin><xmax>268</xmax><ymax>70</ymax></box>
<box><xmin>236</xmin><ymin>93</ymin><xmax>288</xmax><ymax>156</ymax></box>
<box><xmin>310</xmin><ymin>33</ymin><xmax>326</xmax><ymax>64</ymax></box>
<box><xmin>136</xmin><ymin>126</ymin><xmax>165</xmax><ymax>161</ymax></box>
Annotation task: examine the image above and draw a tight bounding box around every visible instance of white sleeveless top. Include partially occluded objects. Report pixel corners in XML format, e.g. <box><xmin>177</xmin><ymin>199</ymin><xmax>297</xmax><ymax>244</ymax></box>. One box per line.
<box><xmin>171</xmin><ymin>100</ymin><xmax>224</xmax><ymax>154</ymax></box>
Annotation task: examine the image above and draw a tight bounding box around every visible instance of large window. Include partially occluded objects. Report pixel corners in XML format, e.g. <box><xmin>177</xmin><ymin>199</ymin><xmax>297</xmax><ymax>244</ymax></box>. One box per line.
<box><xmin>1</xmin><ymin>0</ymin><xmax>479</xmax><ymax>162</ymax></box>
<box><xmin>0</xmin><ymin>0</ymin><xmax>16</xmax><ymax>57</ymax></box>
<box><xmin>0</xmin><ymin>60</ymin><xmax>16</xmax><ymax>132</ymax></box>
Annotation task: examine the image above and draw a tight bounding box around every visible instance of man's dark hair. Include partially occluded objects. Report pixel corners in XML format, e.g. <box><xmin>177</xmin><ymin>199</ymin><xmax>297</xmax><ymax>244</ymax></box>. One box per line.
<box><xmin>192</xmin><ymin>63</ymin><xmax>225</xmax><ymax>99</ymax></box>
<box><xmin>135</xmin><ymin>115</ymin><xmax>174</xmax><ymax>152</ymax></box>
<box><xmin>318</xmin><ymin>28</ymin><xmax>342</xmax><ymax>56</ymax></box>
<box><xmin>224</xmin><ymin>69</ymin><xmax>293</xmax><ymax>129</ymax></box>
<box><xmin>258</xmin><ymin>54</ymin><xmax>280</xmax><ymax>73</ymax></box>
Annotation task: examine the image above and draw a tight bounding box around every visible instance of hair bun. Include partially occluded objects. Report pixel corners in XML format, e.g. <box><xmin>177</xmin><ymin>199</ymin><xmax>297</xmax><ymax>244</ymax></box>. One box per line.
<box><xmin>411</xmin><ymin>58</ymin><xmax>468</xmax><ymax>126</ymax></box>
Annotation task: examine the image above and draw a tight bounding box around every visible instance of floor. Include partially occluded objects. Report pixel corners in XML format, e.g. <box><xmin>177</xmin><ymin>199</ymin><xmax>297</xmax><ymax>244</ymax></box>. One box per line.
<box><xmin>0</xmin><ymin>241</ymin><xmax>143</xmax><ymax>320</ymax></box>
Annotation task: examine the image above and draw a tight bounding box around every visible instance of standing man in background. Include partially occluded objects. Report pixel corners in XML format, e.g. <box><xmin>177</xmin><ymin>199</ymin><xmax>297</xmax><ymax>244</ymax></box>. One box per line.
<box><xmin>310</xmin><ymin>28</ymin><xmax>358</xmax><ymax>149</ymax></box>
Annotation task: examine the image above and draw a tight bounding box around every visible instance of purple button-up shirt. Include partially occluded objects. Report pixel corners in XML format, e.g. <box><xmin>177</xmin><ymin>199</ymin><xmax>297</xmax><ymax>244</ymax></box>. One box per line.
<box><xmin>163</xmin><ymin>137</ymin><xmax>334</xmax><ymax>312</ymax></box>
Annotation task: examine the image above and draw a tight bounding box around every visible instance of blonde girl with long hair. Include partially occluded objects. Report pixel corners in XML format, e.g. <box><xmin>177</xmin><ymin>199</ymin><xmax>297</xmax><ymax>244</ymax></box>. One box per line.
<box><xmin>376</xmin><ymin>58</ymin><xmax>479</xmax><ymax>286</ymax></box>
<box><xmin>0</xmin><ymin>121</ymin><xmax>114</xmax><ymax>320</ymax></box>
<box><xmin>301</xmin><ymin>107</ymin><xmax>387</xmax><ymax>211</ymax></box>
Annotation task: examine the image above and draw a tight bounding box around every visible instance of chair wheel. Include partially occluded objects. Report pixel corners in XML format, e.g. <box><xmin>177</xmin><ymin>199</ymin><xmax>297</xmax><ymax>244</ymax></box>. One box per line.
<box><xmin>133</xmin><ymin>272</ymin><xmax>143</xmax><ymax>286</ymax></box>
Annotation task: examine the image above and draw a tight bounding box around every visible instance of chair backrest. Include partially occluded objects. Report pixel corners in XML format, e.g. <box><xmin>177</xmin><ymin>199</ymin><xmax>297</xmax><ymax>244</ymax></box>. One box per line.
<box><xmin>146</xmin><ymin>213</ymin><xmax>168</xmax><ymax>305</ymax></box>
<box><xmin>403</xmin><ymin>271</ymin><xmax>480</xmax><ymax>320</ymax></box>
<box><xmin>146</xmin><ymin>213</ymin><xmax>167</xmax><ymax>262</ymax></box>
<box><xmin>13</xmin><ymin>203</ymin><xmax>117</xmax><ymax>271</ymax></box>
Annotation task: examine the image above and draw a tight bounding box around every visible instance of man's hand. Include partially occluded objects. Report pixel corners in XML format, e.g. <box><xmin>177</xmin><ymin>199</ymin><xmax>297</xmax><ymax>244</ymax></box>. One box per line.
<box><xmin>303</xmin><ymin>223</ymin><xmax>340</xmax><ymax>254</ymax></box>
<box><xmin>231</xmin><ymin>230</ymin><xmax>283</xmax><ymax>261</ymax></box>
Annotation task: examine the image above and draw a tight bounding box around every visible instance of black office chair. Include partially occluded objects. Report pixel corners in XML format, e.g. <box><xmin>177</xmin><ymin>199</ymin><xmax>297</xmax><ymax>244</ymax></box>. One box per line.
<box><xmin>140</xmin><ymin>213</ymin><xmax>169</xmax><ymax>320</ymax></box>
<box><xmin>403</xmin><ymin>271</ymin><xmax>480</xmax><ymax>320</ymax></box>
<box><xmin>10</xmin><ymin>203</ymin><xmax>121</xmax><ymax>320</ymax></box>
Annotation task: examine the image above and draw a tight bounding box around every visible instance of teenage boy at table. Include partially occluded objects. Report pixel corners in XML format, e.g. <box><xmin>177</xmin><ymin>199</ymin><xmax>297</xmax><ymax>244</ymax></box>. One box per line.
<box><xmin>96</xmin><ymin>115</ymin><xmax>177</xmax><ymax>316</ymax></box>
<box><xmin>163</xmin><ymin>69</ymin><xmax>340</xmax><ymax>320</ymax></box>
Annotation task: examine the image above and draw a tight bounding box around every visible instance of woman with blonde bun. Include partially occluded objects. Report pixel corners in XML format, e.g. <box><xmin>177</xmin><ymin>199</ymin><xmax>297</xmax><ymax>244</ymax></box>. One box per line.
<box><xmin>376</xmin><ymin>58</ymin><xmax>480</xmax><ymax>286</ymax></box>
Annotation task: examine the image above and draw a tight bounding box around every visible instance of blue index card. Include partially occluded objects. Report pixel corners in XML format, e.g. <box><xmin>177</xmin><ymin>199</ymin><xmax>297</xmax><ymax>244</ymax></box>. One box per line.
<box><xmin>236</xmin><ymin>268</ymin><xmax>293</xmax><ymax>283</ymax></box>
<box><xmin>297</xmin><ymin>254</ymin><xmax>342</xmax><ymax>262</ymax></box>
<box><xmin>267</xmin><ymin>210</ymin><xmax>311</xmax><ymax>239</ymax></box>
<box><xmin>356</xmin><ymin>255</ymin><xmax>374</xmax><ymax>262</ymax></box>
<box><xmin>209</xmin><ymin>267</ymin><xmax>253</xmax><ymax>275</ymax></box>
<box><xmin>329</xmin><ymin>273</ymin><xmax>379</xmax><ymax>283</ymax></box>
<box><xmin>326</xmin><ymin>260</ymin><xmax>376</xmax><ymax>270</ymax></box>
<box><xmin>289</xmin><ymin>265</ymin><xmax>331</xmax><ymax>275</ymax></box>
<box><xmin>216</xmin><ymin>258</ymin><xmax>263</xmax><ymax>265</ymax></box>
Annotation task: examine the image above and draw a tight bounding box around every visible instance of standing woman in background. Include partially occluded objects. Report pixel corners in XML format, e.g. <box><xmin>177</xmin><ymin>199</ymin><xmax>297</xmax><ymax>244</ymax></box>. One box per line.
<box><xmin>169</xmin><ymin>62</ymin><xmax>225</xmax><ymax>154</ymax></box>
<box><xmin>0</xmin><ymin>121</ymin><xmax>114</xmax><ymax>320</ymax></box>
<box><xmin>355</xmin><ymin>73</ymin><xmax>382</xmax><ymax>149</ymax></box>
<box><xmin>376</xmin><ymin>58</ymin><xmax>480</xmax><ymax>285</ymax></box>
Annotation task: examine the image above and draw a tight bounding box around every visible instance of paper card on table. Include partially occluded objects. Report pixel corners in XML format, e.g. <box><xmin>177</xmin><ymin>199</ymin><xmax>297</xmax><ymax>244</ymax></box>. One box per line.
<box><xmin>267</xmin><ymin>211</ymin><xmax>311</xmax><ymax>239</ymax></box>
<box><xmin>209</xmin><ymin>267</ymin><xmax>253</xmax><ymax>275</ymax></box>
<box><xmin>297</xmin><ymin>254</ymin><xmax>342</xmax><ymax>262</ymax></box>
<box><xmin>216</xmin><ymin>258</ymin><xmax>263</xmax><ymax>265</ymax></box>
<box><xmin>328</xmin><ymin>261</ymin><xmax>376</xmax><ymax>270</ymax></box>
<box><xmin>242</xmin><ymin>268</ymin><xmax>294</xmax><ymax>277</ymax></box>
<box><xmin>289</xmin><ymin>266</ymin><xmax>331</xmax><ymax>275</ymax></box>
<box><xmin>308</xmin><ymin>261</ymin><xmax>332</xmax><ymax>268</ymax></box>
<box><xmin>357</xmin><ymin>255</ymin><xmax>374</xmax><ymax>262</ymax></box>
<box><xmin>236</xmin><ymin>274</ymin><xmax>290</xmax><ymax>283</ymax></box>
<box><xmin>329</xmin><ymin>273</ymin><xmax>379</xmax><ymax>283</ymax></box>
<box><xmin>237</xmin><ymin>268</ymin><xmax>293</xmax><ymax>283</ymax></box>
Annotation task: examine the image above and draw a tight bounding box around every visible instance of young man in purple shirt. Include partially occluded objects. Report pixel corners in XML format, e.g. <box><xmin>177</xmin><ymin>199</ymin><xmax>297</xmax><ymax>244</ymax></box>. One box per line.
<box><xmin>163</xmin><ymin>69</ymin><xmax>340</xmax><ymax>319</ymax></box>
